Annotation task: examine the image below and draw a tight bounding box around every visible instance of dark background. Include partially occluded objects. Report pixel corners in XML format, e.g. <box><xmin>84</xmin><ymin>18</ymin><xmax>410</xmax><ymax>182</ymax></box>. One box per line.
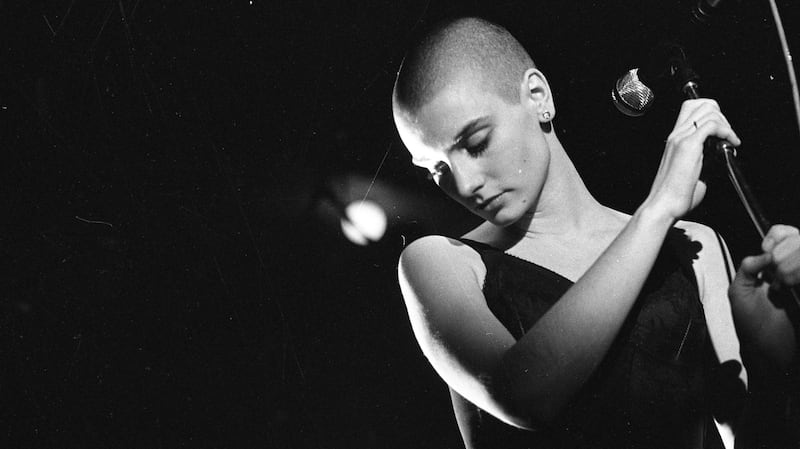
<box><xmin>3</xmin><ymin>1</ymin><xmax>800</xmax><ymax>448</ymax></box>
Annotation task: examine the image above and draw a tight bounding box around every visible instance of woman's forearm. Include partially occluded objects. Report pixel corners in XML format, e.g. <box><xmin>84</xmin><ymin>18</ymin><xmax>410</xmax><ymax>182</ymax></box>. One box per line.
<box><xmin>498</xmin><ymin>205</ymin><xmax>675</xmax><ymax>422</ymax></box>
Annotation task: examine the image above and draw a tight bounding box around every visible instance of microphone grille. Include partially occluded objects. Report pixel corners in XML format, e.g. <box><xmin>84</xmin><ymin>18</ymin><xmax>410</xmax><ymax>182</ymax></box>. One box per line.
<box><xmin>611</xmin><ymin>68</ymin><xmax>655</xmax><ymax>117</ymax></box>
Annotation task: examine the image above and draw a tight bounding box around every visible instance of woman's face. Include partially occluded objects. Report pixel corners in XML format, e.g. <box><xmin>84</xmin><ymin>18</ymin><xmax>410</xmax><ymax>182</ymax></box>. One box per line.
<box><xmin>394</xmin><ymin>78</ymin><xmax>552</xmax><ymax>227</ymax></box>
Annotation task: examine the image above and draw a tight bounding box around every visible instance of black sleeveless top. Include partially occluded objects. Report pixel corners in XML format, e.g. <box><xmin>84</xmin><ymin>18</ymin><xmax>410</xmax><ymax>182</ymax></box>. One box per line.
<box><xmin>449</xmin><ymin>228</ymin><xmax>726</xmax><ymax>449</ymax></box>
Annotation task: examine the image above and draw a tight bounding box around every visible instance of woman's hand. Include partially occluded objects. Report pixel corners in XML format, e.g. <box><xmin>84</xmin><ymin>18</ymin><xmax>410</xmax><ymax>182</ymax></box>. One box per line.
<box><xmin>641</xmin><ymin>99</ymin><xmax>742</xmax><ymax>221</ymax></box>
<box><xmin>729</xmin><ymin>225</ymin><xmax>800</xmax><ymax>367</ymax></box>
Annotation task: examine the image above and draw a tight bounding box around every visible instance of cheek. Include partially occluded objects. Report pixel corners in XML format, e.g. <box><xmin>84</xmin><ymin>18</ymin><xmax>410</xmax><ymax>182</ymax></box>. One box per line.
<box><xmin>508</xmin><ymin>117</ymin><xmax>541</xmax><ymax>164</ymax></box>
<box><xmin>504</xmin><ymin>135</ymin><xmax>544</xmax><ymax>178</ymax></box>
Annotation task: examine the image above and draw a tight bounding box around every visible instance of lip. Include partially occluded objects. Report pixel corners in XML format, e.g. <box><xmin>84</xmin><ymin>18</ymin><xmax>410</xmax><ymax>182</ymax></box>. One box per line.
<box><xmin>476</xmin><ymin>192</ymin><xmax>504</xmax><ymax>210</ymax></box>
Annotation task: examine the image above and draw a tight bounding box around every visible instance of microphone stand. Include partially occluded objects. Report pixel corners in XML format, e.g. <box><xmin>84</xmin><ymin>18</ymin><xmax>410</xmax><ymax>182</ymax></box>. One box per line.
<box><xmin>678</xmin><ymin>70</ymin><xmax>800</xmax><ymax>310</ymax></box>
<box><xmin>682</xmin><ymin>81</ymin><xmax>772</xmax><ymax>239</ymax></box>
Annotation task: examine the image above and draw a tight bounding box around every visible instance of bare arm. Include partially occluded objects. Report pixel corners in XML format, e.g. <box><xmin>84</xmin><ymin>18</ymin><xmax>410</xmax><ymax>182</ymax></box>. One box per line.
<box><xmin>498</xmin><ymin>207</ymin><xmax>673</xmax><ymax>422</ymax></box>
<box><xmin>683</xmin><ymin>223</ymin><xmax>746</xmax><ymax>448</ymax></box>
<box><xmin>689</xmin><ymin>224</ymin><xmax>746</xmax><ymax>385</ymax></box>
<box><xmin>399</xmin><ymin>99</ymin><xmax>742</xmax><ymax>427</ymax></box>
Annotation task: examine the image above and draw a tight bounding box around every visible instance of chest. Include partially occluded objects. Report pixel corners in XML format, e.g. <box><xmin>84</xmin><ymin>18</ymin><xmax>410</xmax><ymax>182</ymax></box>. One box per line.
<box><xmin>502</xmin><ymin>236</ymin><xmax>611</xmax><ymax>283</ymax></box>
<box><xmin>479</xmin><ymin>245</ymin><xmax>711</xmax><ymax>448</ymax></box>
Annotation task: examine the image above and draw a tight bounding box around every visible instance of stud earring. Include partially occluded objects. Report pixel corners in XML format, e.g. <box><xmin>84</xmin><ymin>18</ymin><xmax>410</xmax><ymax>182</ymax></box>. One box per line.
<box><xmin>542</xmin><ymin>111</ymin><xmax>552</xmax><ymax>122</ymax></box>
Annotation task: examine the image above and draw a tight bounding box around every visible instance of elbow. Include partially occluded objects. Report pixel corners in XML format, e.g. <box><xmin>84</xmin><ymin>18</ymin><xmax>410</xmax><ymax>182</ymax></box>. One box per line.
<box><xmin>488</xmin><ymin>366</ymin><xmax>561</xmax><ymax>430</ymax></box>
<box><xmin>497</xmin><ymin>407</ymin><xmax>540</xmax><ymax>431</ymax></box>
<box><xmin>491</xmin><ymin>345</ymin><xmax>582</xmax><ymax>428</ymax></box>
<box><xmin>502</xmin><ymin>385</ymin><xmax>563</xmax><ymax>429</ymax></box>
<box><xmin>447</xmin><ymin>363</ymin><xmax>560</xmax><ymax>430</ymax></box>
<box><xmin>485</xmin><ymin>391</ymin><xmax>542</xmax><ymax>431</ymax></box>
<box><xmin>456</xmin><ymin>372</ymin><xmax>540</xmax><ymax>431</ymax></box>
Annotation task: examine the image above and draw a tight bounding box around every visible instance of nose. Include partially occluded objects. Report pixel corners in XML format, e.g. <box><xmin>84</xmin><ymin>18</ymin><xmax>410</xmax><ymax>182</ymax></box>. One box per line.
<box><xmin>449</xmin><ymin>159</ymin><xmax>485</xmax><ymax>199</ymax></box>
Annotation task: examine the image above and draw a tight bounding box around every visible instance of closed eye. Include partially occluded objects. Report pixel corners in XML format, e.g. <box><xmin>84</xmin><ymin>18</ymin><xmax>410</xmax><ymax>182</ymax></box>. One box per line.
<box><xmin>463</xmin><ymin>129</ymin><xmax>491</xmax><ymax>158</ymax></box>
<box><xmin>465</xmin><ymin>139</ymin><xmax>488</xmax><ymax>157</ymax></box>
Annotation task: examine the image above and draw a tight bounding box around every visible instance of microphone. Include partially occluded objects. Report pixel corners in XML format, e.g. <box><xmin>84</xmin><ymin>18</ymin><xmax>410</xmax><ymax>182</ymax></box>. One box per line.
<box><xmin>611</xmin><ymin>44</ymin><xmax>697</xmax><ymax>117</ymax></box>
<box><xmin>611</xmin><ymin>0</ymin><xmax>732</xmax><ymax>116</ymax></box>
<box><xmin>611</xmin><ymin>68</ymin><xmax>655</xmax><ymax>117</ymax></box>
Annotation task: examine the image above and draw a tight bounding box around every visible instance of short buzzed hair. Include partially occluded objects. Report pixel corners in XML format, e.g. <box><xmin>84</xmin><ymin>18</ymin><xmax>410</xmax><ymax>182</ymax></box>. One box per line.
<box><xmin>393</xmin><ymin>17</ymin><xmax>535</xmax><ymax>114</ymax></box>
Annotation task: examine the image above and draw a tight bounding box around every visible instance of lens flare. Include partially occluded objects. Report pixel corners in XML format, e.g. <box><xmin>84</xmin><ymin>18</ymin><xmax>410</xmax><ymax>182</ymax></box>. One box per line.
<box><xmin>340</xmin><ymin>200</ymin><xmax>387</xmax><ymax>245</ymax></box>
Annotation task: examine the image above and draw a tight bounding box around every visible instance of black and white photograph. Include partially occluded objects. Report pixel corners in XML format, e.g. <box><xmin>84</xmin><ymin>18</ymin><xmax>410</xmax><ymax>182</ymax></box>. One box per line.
<box><xmin>4</xmin><ymin>1</ymin><xmax>800</xmax><ymax>448</ymax></box>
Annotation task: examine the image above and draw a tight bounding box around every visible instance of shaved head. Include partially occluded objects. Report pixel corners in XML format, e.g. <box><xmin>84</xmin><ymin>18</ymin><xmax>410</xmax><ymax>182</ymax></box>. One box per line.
<box><xmin>393</xmin><ymin>17</ymin><xmax>535</xmax><ymax>116</ymax></box>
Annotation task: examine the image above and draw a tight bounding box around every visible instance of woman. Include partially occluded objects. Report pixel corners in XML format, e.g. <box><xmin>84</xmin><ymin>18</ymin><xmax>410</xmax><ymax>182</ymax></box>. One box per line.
<box><xmin>392</xmin><ymin>16</ymin><xmax>799</xmax><ymax>449</ymax></box>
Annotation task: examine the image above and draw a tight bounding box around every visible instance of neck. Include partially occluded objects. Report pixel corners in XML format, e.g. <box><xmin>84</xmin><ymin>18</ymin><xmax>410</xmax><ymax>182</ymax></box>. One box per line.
<box><xmin>511</xmin><ymin>135</ymin><xmax>615</xmax><ymax>238</ymax></box>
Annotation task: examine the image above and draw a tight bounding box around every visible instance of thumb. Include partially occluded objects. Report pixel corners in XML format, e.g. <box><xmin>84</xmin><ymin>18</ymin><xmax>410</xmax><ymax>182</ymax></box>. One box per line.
<box><xmin>738</xmin><ymin>253</ymin><xmax>773</xmax><ymax>281</ymax></box>
<box><xmin>689</xmin><ymin>180</ymin><xmax>707</xmax><ymax>211</ymax></box>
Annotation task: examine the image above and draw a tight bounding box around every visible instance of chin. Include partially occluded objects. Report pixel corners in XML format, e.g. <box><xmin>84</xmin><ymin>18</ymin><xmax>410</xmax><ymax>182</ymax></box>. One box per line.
<box><xmin>484</xmin><ymin>207</ymin><xmax>525</xmax><ymax>228</ymax></box>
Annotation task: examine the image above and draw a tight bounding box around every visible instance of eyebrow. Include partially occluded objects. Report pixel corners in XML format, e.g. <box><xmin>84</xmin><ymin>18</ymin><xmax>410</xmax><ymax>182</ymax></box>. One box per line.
<box><xmin>451</xmin><ymin>116</ymin><xmax>491</xmax><ymax>150</ymax></box>
<box><xmin>410</xmin><ymin>116</ymin><xmax>492</xmax><ymax>168</ymax></box>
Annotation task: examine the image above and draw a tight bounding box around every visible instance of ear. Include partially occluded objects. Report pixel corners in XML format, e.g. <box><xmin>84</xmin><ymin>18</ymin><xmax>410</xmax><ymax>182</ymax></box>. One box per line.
<box><xmin>520</xmin><ymin>68</ymin><xmax>555</xmax><ymax>122</ymax></box>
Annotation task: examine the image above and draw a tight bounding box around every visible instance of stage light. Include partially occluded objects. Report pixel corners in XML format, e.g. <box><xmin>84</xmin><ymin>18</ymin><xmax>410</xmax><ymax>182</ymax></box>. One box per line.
<box><xmin>340</xmin><ymin>200</ymin><xmax>387</xmax><ymax>245</ymax></box>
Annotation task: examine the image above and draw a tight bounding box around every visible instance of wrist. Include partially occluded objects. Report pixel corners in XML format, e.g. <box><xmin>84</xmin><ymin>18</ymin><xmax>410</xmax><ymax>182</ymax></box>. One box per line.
<box><xmin>632</xmin><ymin>203</ymin><xmax>676</xmax><ymax>234</ymax></box>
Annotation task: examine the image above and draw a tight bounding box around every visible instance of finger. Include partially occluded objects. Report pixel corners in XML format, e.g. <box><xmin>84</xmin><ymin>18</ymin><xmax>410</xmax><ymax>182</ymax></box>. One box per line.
<box><xmin>680</xmin><ymin>101</ymin><xmax>723</xmax><ymax>130</ymax></box>
<box><xmin>691</xmin><ymin>111</ymin><xmax>739</xmax><ymax>139</ymax></box>
<box><xmin>675</xmin><ymin>98</ymin><xmax>719</xmax><ymax>126</ymax></box>
<box><xmin>668</xmin><ymin>102</ymin><xmax>729</xmax><ymax>145</ymax></box>
<box><xmin>695</xmin><ymin>103</ymin><xmax>733</xmax><ymax>129</ymax></box>
<box><xmin>690</xmin><ymin>180</ymin><xmax>707</xmax><ymax>211</ymax></box>
<box><xmin>738</xmin><ymin>253</ymin><xmax>773</xmax><ymax>280</ymax></box>
<box><xmin>690</xmin><ymin>119</ymin><xmax>742</xmax><ymax>148</ymax></box>
<box><xmin>775</xmin><ymin>259</ymin><xmax>800</xmax><ymax>286</ymax></box>
<box><xmin>668</xmin><ymin>121</ymin><xmax>716</xmax><ymax>156</ymax></box>
<box><xmin>771</xmin><ymin>235</ymin><xmax>800</xmax><ymax>286</ymax></box>
<box><xmin>673</xmin><ymin>99</ymin><xmax>700</xmax><ymax>126</ymax></box>
<box><xmin>668</xmin><ymin>116</ymin><xmax>726</xmax><ymax>149</ymax></box>
<box><xmin>763</xmin><ymin>224</ymin><xmax>800</xmax><ymax>253</ymax></box>
<box><xmin>693</xmin><ymin>115</ymin><xmax>741</xmax><ymax>146</ymax></box>
<box><xmin>681</xmin><ymin>104</ymin><xmax>741</xmax><ymax>146</ymax></box>
<box><xmin>771</xmin><ymin>232</ymin><xmax>800</xmax><ymax>261</ymax></box>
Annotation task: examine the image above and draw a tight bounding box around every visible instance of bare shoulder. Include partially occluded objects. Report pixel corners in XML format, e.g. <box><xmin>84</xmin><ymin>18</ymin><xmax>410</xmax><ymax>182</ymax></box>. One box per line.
<box><xmin>397</xmin><ymin>235</ymin><xmax>526</xmax><ymax>427</ymax></box>
<box><xmin>675</xmin><ymin>223</ymin><xmax>746</xmax><ymax>397</ymax></box>
<box><xmin>400</xmin><ymin>234</ymin><xmax>474</xmax><ymax>261</ymax></box>
<box><xmin>398</xmin><ymin>235</ymin><xmax>486</xmax><ymax>297</ymax></box>
<box><xmin>673</xmin><ymin>220</ymin><xmax>732</xmax><ymax>300</ymax></box>
<box><xmin>674</xmin><ymin>219</ymin><xmax>719</xmax><ymax>244</ymax></box>
<box><xmin>674</xmin><ymin>219</ymin><xmax>727</xmax><ymax>265</ymax></box>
